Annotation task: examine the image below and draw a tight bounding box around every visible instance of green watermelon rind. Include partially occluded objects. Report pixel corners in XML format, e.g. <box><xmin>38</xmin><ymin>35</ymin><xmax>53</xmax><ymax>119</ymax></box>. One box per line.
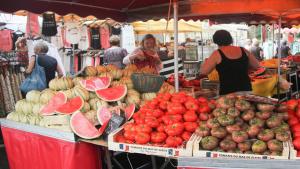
<box><xmin>41</xmin><ymin>92</ymin><xmax>67</xmax><ymax>116</ymax></box>
<box><xmin>70</xmin><ymin>111</ymin><xmax>101</xmax><ymax>139</ymax></box>
<box><xmin>95</xmin><ymin>85</ymin><xmax>127</xmax><ymax>102</ymax></box>
<box><xmin>55</xmin><ymin>96</ymin><xmax>84</xmax><ymax>115</ymax></box>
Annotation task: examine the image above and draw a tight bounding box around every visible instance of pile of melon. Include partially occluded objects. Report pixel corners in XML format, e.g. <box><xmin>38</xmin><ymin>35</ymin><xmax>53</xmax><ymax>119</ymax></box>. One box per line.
<box><xmin>7</xmin><ymin>64</ymin><xmax>173</xmax><ymax>139</ymax></box>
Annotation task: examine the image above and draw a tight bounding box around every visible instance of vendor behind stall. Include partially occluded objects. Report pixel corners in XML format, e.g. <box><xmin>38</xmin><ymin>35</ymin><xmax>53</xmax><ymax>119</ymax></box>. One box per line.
<box><xmin>200</xmin><ymin>30</ymin><xmax>260</xmax><ymax>95</ymax></box>
<box><xmin>123</xmin><ymin>34</ymin><xmax>162</xmax><ymax>73</ymax></box>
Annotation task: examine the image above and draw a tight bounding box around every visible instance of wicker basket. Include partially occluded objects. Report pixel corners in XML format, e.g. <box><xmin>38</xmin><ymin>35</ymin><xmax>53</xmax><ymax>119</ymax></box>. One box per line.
<box><xmin>131</xmin><ymin>73</ymin><xmax>165</xmax><ymax>93</ymax></box>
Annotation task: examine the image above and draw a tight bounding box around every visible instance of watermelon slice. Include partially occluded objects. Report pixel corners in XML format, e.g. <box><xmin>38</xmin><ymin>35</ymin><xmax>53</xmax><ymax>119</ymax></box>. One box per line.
<box><xmin>96</xmin><ymin>85</ymin><xmax>127</xmax><ymax>102</ymax></box>
<box><xmin>56</xmin><ymin>96</ymin><xmax>84</xmax><ymax>115</ymax></box>
<box><xmin>80</xmin><ymin>77</ymin><xmax>111</xmax><ymax>91</ymax></box>
<box><xmin>98</xmin><ymin>121</ymin><xmax>109</xmax><ymax>135</ymax></box>
<box><xmin>41</xmin><ymin>92</ymin><xmax>67</xmax><ymax>116</ymax></box>
<box><xmin>124</xmin><ymin>104</ymin><xmax>135</xmax><ymax>120</ymax></box>
<box><xmin>70</xmin><ymin>111</ymin><xmax>101</xmax><ymax>139</ymax></box>
<box><xmin>97</xmin><ymin>107</ymin><xmax>112</xmax><ymax>125</ymax></box>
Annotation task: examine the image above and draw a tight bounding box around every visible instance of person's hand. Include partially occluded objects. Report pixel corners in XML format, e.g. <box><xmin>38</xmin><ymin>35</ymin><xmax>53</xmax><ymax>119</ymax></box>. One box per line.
<box><xmin>135</xmin><ymin>54</ymin><xmax>146</xmax><ymax>61</ymax></box>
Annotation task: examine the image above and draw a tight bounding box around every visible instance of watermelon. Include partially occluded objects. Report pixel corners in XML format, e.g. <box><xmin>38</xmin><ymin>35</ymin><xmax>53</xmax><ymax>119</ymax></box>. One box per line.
<box><xmin>97</xmin><ymin>107</ymin><xmax>112</xmax><ymax>125</ymax></box>
<box><xmin>70</xmin><ymin>111</ymin><xmax>101</xmax><ymax>139</ymax></box>
<box><xmin>41</xmin><ymin>92</ymin><xmax>67</xmax><ymax>116</ymax></box>
<box><xmin>253</xmin><ymin>67</ymin><xmax>266</xmax><ymax>76</ymax></box>
<box><xmin>125</xmin><ymin>104</ymin><xmax>135</xmax><ymax>120</ymax></box>
<box><xmin>80</xmin><ymin>77</ymin><xmax>111</xmax><ymax>91</ymax></box>
<box><xmin>56</xmin><ymin>96</ymin><xmax>84</xmax><ymax>115</ymax></box>
<box><xmin>96</xmin><ymin>85</ymin><xmax>127</xmax><ymax>102</ymax></box>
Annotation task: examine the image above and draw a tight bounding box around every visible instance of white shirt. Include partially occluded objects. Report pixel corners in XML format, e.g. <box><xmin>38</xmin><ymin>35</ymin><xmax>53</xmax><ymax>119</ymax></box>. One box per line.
<box><xmin>78</xmin><ymin>25</ymin><xmax>90</xmax><ymax>50</ymax></box>
<box><xmin>65</xmin><ymin>22</ymin><xmax>80</xmax><ymax>44</ymax></box>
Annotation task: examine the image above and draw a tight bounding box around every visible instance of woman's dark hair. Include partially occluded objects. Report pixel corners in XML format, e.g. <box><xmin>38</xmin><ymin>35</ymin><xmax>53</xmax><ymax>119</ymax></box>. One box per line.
<box><xmin>213</xmin><ymin>30</ymin><xmax>233</xmax><ymax>46</ymax></box>
<box><xmin>141</xmin><ymin>34</ymin><xmax>156</xmax><ymax>48</ymax></box>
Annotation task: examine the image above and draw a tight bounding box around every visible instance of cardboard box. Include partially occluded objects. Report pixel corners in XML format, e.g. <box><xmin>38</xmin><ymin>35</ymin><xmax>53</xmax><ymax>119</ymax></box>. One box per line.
<box><xmin>288</xmin><ymin>141</ymin><xmax>300</xmax><ymax>159</ymax></box>
<box><xmin>108</xmin><ymin>123</ymin><xmax>196</xmax><ymax>157</ymax></box>
<box><xmin>193</xmin><ymin>136</ymin><xmax>289</xmax><ymax>160</ymax></box>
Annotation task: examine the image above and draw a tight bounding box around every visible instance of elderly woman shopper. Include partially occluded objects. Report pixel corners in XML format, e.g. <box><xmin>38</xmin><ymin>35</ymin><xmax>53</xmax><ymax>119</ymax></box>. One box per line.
<box><xmin>123</xmin><ymin>34</ymin><xmax>162</xmax><ymax>73</ymax></box>
<box><xmin>26</xmin><ymin>42</ymin><xmax>63</xmax><ymax>86</ymax></box>
<box><xmin>103</xmin><ymin>36</ymin><xmax>128</xmax><ymax>69</ymax></box>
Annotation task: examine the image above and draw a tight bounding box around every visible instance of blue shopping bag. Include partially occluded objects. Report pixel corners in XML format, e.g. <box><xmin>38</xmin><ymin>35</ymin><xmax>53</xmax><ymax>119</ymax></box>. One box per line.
<box><xmin>20</xmin><ymin>55</ymin><xmax>47</xmax><ymax>93</ymax></box>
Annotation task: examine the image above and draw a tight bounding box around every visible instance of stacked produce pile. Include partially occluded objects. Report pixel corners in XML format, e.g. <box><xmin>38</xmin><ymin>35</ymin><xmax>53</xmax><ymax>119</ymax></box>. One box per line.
<box><xmin>114</xmin><ymin>92</ymin><xmax>215</xmax><ymax>147</ymax></box>
<box><xmin>285</xmin><ymin>99</ymin><xmax>300</xmax><ymax>157</ymax></box>
<box><xmin>196</xmin><ymin>94</ymin><xmax>291</xmax><ymax>156</ymax></box>
<box><xmin>167</xmin><ymin>73</ymin><xmax>200</xmax><ymax>88</ymax></box>
<box><xmin>6</xmin><ymin>64</ymin><xmax>174</xmax><ymax>137</ymax></box>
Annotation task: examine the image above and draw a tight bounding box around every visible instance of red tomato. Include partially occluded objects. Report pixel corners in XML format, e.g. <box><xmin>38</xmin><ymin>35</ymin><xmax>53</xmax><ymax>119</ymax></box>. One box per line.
<box><xmin>199</xmin><ymin>113</ymin><xmax>209</xmax><ymax>121</ymax></box>
<box><xmin>181</xmin><ymin>131</ymin><xmax>192</xmax><ymax>141</ymax></box>
<box><xmin>145</xmin><ymin>116</ymin><xmax>160</xmax><ymax>128</ymax></box>
<box><xmin>124</xmin><ymin>123</ymin><xmax>136</xmax><ymax>132</ymax></box>
<box><xmin>135</xmin><ymin>132</ymin><xmax>150</xmax><ymax>144</ymax></box>
<box><xmin>162</xmin><ymin>114</ymin><xmax>183</xmax><ymax>125</ymax></box>
<box><xmin>294</xmin><ymin>131</ymin><xmax>300</xmax><ymax>138</ymax></box>
<box><xmin>136</xmin><ymin>124</ymin><xmax>152</xmax><ymax>133</ymax></box>
<box><xmin>184</xmin><ymin>122</ymin><xmax>198</xmax><ymax>132</ymax></box>
<box><xmin>165</xmin><ymin>136</ymin><xmax>178</xmax><ymax>147</ymax></box>
<box><xmin>151</xmin><ymin>132</ymin><xmax>167</xmax><ymax>143</ymax></box>
<box><xmin>124</xmin><ymin>131</ymin><xmax>135</xmax><ymax>141</ymax></box>
<box><xmin>159</xmin><ymin>101</ymin><xmax>168</xmax><ymax>110</ymax></box>
<box><xmin>149</xmin><ymin>99</ymin><xmax>159</xmax><ymax>107</ymax></box>
<box><xmin>198</xmin><ymin>97</ymin><xmax>208</xmax><ymax>104</ymax></box>
<box><xmin>157</xmin><ymin>117</ymin><xmax>163</xmax><ymax>123</ymax></box>
<box><xmin>157</xmin><ymin>124</ymin><xmax>165</xmax><ymax>132</ymax></box>
<box><xmin>288</xmin><ymin>117</ymin><xmax>299</xmax><ymax>126</ymax></box>
<box><xmin>167</xmin><ymin>103</ymin><xmax>186</xmax><ymax>114</ymax></box>
<box><xmin>184</xmin><ymin>100</ymin><xmax>199</xmax><ymax>111</ymax></box>
<box><xmin>292</xmin><ymin>123</ymin><xmax>300</xmax><ymax>132</ymax></box>
<box><xmin>175</xmin><ymin>137</ymin><xmax>183</xmax><ymax>146</ymax></box>
<box><xmin>115</xmin><ymin>134</ymin><xmax>126</xmax><ymax>143</ymax></box>
<box><xmin>165</xmin><ymin>122</ymin><xmax>185</xmax><ymax>136</ymax></box>
<box><xmin>125</xmin><ymin>139</ymin><xmax>134</xmax><ymax>144</ymax></box>
<box><xmin>287</xmin><ymin>99</ymin><xmax>298</xmax><ymax>111</ymax></box>
<box><xmin>297</xmin><ymin>151</ymin><xmax>300</xmax><ymax>157</ymax></box>
<box><xmin>293</xmin><ymin>137</ymin><xmax>300</xmax><ymax>150</ymax></box>
<box><xmin>198</xmin><ymin>104</ymin><xmax>211</xmax><ymax>114</ymax></box>
<box><xmin>152</xmin><ymin>109</ymin><xmax>164</xmax><ymax>118</ymax></box>
<box><xmin>183</xmin><ymin>111</ymin><xmax>198</xmax><ymax>122</ymax></box>
<box><xmin>296</xmin><ymin>108</ymin><xmax>300</xmax><ymax>118</ymax></box>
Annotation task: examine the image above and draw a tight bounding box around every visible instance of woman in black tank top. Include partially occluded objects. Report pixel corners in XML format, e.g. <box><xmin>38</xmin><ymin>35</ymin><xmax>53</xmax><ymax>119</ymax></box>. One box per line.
<box><xmin>200</xmin><ymin>30</ymin><xmax>260</xmax><ymax>95</ymax></box>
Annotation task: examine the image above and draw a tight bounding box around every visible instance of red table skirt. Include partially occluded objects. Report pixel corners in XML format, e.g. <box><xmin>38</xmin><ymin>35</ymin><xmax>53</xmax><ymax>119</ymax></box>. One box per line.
<box><xmin>1</xmin><ymin>126</ymin><xmax>102</xmax><ymax>169</ymax></box>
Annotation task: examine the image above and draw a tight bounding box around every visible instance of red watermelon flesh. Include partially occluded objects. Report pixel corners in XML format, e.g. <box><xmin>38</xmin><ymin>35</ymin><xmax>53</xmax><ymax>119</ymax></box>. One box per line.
<box><xmin>125</xmin><ymin>104</ymin><xmax>135</xmax><ymax>120</ymax></box>
<box><xmin>98</xmin><ymin>121</ymin><xmax>109</xmax><ymax>135</ymax></box>
<box><xmin>56</xmin><ymin>96</ymin><xmax>84</xmax><ymax>115</ymax></box>
<box><xmin>96</xmin><ymin>85</ymin><xmax>127</xmax><ymax>102</ymax></box>
<box><xmin>41</xmin><ymin>92</ymin><xmax>67</xmax><ymax>116</ymax></box>
<box><xmin>70</xmin><ymin>111</ymin><xmax>101</xmax><ymax>139</ymax></box>
<box><xmin>80</xmin><ymin>77</ymin><xmax>111</xmax><ymax>91</ymax></box>
<box><xmin>97</xmin><ymin>107</ymin><xmax>112</xmax><ymax>125</ymax></box>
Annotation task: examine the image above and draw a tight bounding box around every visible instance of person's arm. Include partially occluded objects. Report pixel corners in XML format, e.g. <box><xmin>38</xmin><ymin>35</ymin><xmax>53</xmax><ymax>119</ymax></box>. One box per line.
<box><xmin>123</xmin><ymin>48</ymin><xmax>144</xmax><ymax>65</ymax></box>
<box><xmin>25</xmin><ymin>56</ymin><xmax>35</xmax><ymax>74</ymax></box>
<box><xmin>56</xmin><ymin>64</ymin><xmax>64</xmax><ymax>77</ymax></box>
<box><xmin>244</xmin><ymin>49</ymin><xmax>260</xmax><ymax>70</ymax></box>
<box><xmin>200</xmin><ymin>51</ymin><xmax>218</xmax><ymax>75</ymax></box>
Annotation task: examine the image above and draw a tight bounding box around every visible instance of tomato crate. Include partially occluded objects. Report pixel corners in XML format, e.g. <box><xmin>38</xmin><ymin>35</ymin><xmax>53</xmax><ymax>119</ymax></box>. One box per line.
<box><xmin>288</xmin><ymin>141</ymin><xmax>300</xmax><ymax>159</ymax></box>
<box><xmin>108</xmin><ymin>123</ymin><xmax>196</xmax><ymax>158</ymax></box>
<box><xmin>193</xmin><ymin>136</ymin><xmax>290</xmax><ymax>160</ymax></box>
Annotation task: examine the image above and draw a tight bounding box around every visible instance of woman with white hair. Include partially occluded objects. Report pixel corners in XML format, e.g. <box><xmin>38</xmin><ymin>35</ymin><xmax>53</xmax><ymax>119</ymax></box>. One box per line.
<box><xmin>26</xmin><ymin>42</ymin><xmax>63</xmax><ymax>86</ymax></box>
<box><xmin>103</xmin><ymin>35</ymin><xmax>128</xmax><ymax>69</ymax></box>
<box><xmin>250</xmin><ymin>39</ymin><xmax>264</xmax><ymax>61</ymax></box>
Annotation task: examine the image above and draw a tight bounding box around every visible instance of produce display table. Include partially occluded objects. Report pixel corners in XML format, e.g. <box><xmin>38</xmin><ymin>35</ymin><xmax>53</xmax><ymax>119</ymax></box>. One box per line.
<box><xmin>0</xmin><ymin>119</ymin><xmax>101</xmax><ymax>169</ymax></box>
<box><xmin>178</xmin><ymin>157</ymin><xmax>300</xmax><ymax>169</ymax></box>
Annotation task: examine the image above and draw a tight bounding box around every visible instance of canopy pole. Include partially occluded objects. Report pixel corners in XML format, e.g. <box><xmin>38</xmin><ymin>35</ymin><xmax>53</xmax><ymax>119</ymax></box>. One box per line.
<box><xmin>277</xmin><ymin>16</ymin><xmax>282</xmax><ymax>100</ymax></box>
<box><xmin>272</xmin><ymin>24</ymin><xmax>275</xmax><ymax>57</ymax></box>
<box><xmin>173</xmin><ymin>0</ymin><xmax>179</xmax><ymax>92</ymax></box>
